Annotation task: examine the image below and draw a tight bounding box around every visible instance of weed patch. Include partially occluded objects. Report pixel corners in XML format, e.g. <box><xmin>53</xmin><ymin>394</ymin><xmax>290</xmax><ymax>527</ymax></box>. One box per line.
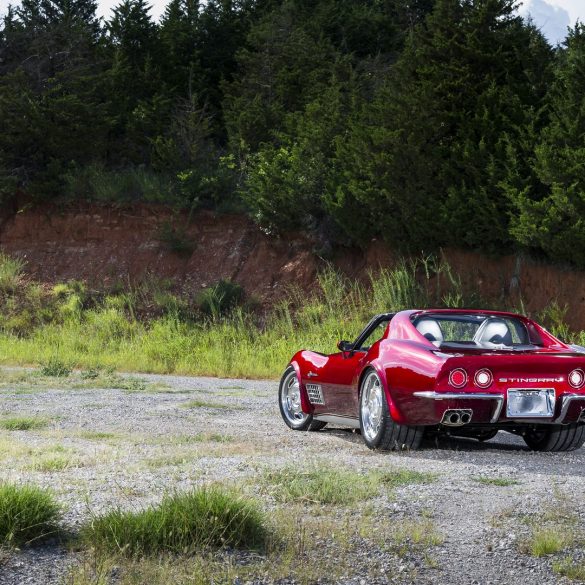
<box><xmin>262</xmin><ymin>466</ymin><xmax>432</xmax><ymax>506</ymax></box>
<box><xmin>82</xmin><ymin>487</ymin><xmax>267</xmax><ymax>556</ymax></box>
<box><xmin>40</xmin><ymin>358</ymin><xmax>73</xmax><ymax>377</ymax></box>
<box><xmin>472</xmin><ymin>477</ymin><xmax>519</xmax><ymax>487</ymax></box>
<box><xmin>0</xmin><ymin>416</ymin><xmax>48</xmax><ymax>431</ymax></box>
<box><xmin>0</xmin><ymin>483</ymin><xmax>61</xmax><ymax>546</ymax></box>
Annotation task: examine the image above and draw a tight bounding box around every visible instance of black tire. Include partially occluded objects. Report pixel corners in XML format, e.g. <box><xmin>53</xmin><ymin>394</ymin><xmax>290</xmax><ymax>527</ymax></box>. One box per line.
<box><xmin>278</xmin><ymin>366</ymin><xmax>327</xmax><ymax>432</ymax></box>
<box><xmin>359</xmin><ymin>369</ymin><xmax>424</xmax><ymax>451</ymax></box>
<box><xmin>523</xmin><ymin>424</ymin><xmax>585</xmax><ymax>452</ymax></box>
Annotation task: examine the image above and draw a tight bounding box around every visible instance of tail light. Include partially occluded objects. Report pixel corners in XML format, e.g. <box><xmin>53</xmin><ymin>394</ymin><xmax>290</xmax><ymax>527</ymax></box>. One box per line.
<box><xmin>449</xmin><ymin>368</ymin><xmax>467</xmax><ymax>388</ymax></box>
<box><xmin>474</xmin><ymin>368</ymin><xmax>493</xmax><ymax>388</ymax></box>
<box><xmin>569</xmin><ymin>369</ymin><xmax>585</xmax><ymax>389</ymax></box>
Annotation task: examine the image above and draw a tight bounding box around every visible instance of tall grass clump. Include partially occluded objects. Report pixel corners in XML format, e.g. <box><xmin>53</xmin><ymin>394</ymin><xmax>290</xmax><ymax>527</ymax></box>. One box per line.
<box><xmin>0</xmin><ymin>483</ymin><xmax>61</xmax><ymax>546</ymax></box>
<box><xmin>0</xmin><ymin>253</ymin><xmax>25</xmax><ymax>293</ymax></box>
<box><xmin>82</xmin><ymin>487</ymin><xmax>267</xmax><ymax>556</ymax></box>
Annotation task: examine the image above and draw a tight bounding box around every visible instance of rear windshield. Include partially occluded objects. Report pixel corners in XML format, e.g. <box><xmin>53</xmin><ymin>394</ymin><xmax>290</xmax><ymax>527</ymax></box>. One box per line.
<box><xmin>413</xmin><ymin>314</ymin><xmax>541</xmax><ymax>350</ymax></box>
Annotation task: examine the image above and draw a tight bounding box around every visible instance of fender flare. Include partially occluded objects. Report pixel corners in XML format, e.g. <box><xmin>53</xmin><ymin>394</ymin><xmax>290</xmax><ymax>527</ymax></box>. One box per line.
<box><xmin>357</xmin><ymin>362</ymin><xmax>406</xmax><ymax>424</ymax></box>
<box><xmin>288</xmin><ymin>360</ymin><xmax>314</xmax><ymax>415</ymax></box>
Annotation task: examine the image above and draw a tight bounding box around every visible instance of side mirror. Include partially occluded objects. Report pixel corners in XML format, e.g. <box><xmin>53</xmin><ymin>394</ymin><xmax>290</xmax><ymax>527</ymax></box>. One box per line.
<box><xmin>337</xmin><ymin>340</ymin><xmax>353</xmax><ymax>353</ymax></box>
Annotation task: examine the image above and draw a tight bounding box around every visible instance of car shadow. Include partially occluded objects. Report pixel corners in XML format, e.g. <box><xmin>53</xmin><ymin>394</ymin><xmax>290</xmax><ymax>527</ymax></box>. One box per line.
<box><xmin>321</xmin><ymin>426</ymin><xmax>527</xmax><ymax>453</ymax></box>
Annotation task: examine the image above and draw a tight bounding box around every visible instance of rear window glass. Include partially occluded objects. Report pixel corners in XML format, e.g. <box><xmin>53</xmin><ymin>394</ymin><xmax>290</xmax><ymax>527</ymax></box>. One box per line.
<box><xmin>413</xmin><ymin>314</ymin><xmax>538</xmax><ymax>349</ymax></box>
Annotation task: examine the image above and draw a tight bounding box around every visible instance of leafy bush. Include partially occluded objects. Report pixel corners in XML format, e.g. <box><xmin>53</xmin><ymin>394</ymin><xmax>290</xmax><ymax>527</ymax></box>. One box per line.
<box><xmin>40</xmin><ymin>358</ymin><xmax>73</xmax><ymax>377</ymax></box>
<box><xmin>0</xmin><ymin>254</ymin><xmax>25</xmax><ymax>294</ymax></box>
<box><xmin>0</xmin><ymin>483</ymin><xmax>61</xmax><ymax>546</ymax></box>
<box><xmin>82</xmin><ymin>487</ymin><xmax>267</xmax><ymax>556</ymax></box>
<box><xmin>197</xmin><ymin>280</ymin><xmax>245</xmax><ymax>318</ymax></box>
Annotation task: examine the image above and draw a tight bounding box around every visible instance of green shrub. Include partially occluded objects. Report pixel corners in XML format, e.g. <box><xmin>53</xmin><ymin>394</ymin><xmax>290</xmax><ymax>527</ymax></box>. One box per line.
<box><xmin>197</xmin><ymin>280</ymin><xmax>244</xmax><ymax>318</ymax></box>
<box><xmin>0</xmin><ymin>483</ymin><xmax>61</xmax><ymax>546</ymax></box>
<box><xmin>40</xmin><ymin>358</ymin><xmax>73</xmax><ymax>377</ymax></box>
<box><xmin>0</xmin><ymin>254</ymin><xmax>25</xmax><ymax>293</ymax></box>
<box><xmin>82</xmin><ymin>487</ymin><xmax>267</xmax><ymax>556</ymax></box>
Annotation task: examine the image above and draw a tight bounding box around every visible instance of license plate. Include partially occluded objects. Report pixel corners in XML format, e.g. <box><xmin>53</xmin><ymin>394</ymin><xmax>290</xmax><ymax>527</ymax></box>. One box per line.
<box><xmin>507</xmin><ymin>389</ymin><xmax>555</xmax><ymax>418</ymax></box>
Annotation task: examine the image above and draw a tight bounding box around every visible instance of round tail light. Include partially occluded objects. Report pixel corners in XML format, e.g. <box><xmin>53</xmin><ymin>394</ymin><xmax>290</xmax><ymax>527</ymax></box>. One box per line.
<box><xmin>474</xmin><ymin>368</ymin><xmax>493</xmax><ymax>389</ymax></box>
<box><xmin>569</xmin><ymin>369</ymin><xmax>585</xmax><ymax>389</ymax></box>
<box><xmin>449</xmin><ymin>368</ymin><xmax>467</xmax><ymax>388</ymax></box>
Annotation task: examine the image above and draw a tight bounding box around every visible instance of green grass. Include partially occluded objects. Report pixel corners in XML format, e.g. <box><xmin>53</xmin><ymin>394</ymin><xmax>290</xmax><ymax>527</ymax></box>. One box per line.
<box><xmin>528</xmin><ymin>527</ymin><xmax>570</xmax><ymax>556</ymax></box>
<box><xmin>82</xmin><ymin>487</ymin><xmax>267</xmax><ymax>556</ymax></box>
<box><xmin>78</xmin><ymin>431</ymin><xmax>117</xmax><ymax>440</ymax></box>
<box><xmin>553</xmin><ymin>557</ymin><xmax>585</xmax><ymax>580</ymax></box>
<box><xmin>262</xmin><ymin>467</ymin><xmax>435</xmax><ymax>506</ymax></box>
<box><xmin>472</xmin><ymin>476</ymin><xmax>519</xmax><ymax>487</ymax></box>
<box><xmin>0</xmin><ymin>254</ymin><xmax>579</xmax><ymax>379</ymax></box>
<box><xmin>0</xmin><ymin>483</ymin><xmax>61</xmax><ymax>546</ymax></box>
<box><xmin>0</xmin><ymin>416</ymin><xmax>48</xmax><ymax>431</ymax></box>
<box><xmin>182</xmin><ymin>399</ymin><xmax>238</xmax><ymax>410</ymax></box>
<box><xmin>0</xmin><ymin>258</ymin><xmax>495</xmax><ymax>378</ymax></box>
<box><xmin>40</xmin><ymin>358</ymin><xmax>73</xmax><ymax>377</ymax></box>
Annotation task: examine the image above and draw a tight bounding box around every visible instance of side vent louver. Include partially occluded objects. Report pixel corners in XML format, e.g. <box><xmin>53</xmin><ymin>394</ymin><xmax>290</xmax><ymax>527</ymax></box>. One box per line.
<box><xmin>306</xmin><ymin>383</ymin><xmax>324</xmax><ymax>405</ymax></box>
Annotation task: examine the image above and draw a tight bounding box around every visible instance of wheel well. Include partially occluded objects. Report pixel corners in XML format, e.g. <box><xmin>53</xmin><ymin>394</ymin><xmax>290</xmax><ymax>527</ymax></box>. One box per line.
<box><xmin>357</xmin><ymin>366</ymin><xmax>377</xmax><ymax>399</ymax></box>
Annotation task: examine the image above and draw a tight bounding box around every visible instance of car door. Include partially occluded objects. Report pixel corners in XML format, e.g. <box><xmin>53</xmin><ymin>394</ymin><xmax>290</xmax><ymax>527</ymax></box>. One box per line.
<box><xmin>308</xmin><ymin>316</ymin><xmax>391</xmax><ymax>417</ymax></box>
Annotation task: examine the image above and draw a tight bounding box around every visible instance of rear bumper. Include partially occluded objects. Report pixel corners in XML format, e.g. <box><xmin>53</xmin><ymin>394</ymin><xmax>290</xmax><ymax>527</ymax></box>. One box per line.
<box><xmin>412</xmin><ymin>391</ymin><xmax>585</xmax><ymax>425</ymax></box>
<box><xmin>413</xmin><ymin>391</ymin><xmax>504</xmax><ymax>423</ymax></box>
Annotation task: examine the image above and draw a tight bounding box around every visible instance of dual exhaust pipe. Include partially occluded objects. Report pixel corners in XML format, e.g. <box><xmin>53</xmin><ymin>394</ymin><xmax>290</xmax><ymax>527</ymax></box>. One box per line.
<box><xmin>441</xmin><ymin>409</ymin><xmax>472</xmax><ymax>427</ymax></box>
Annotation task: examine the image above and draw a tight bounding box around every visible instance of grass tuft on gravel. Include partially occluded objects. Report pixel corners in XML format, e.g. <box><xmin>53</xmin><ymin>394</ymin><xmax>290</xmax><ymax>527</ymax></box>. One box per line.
<box><xmin>553</xmin><ymin>557</ymin><xmax>585</xmax><ymax>580</ymax></box>
<box><xmin>0</xmin><ymin>483</ymin><xmax>61</xmax><ymax>546</ymax></box>
<box><xmin>529</xmin><ymin>527</ymin><xmax>571</xmax><ymax>556</ymax></box>
<box><xmin>0</xmin><ymin>416</ymin><xmax>48</xmax><ymax>431</ymax></box>
<box><xmin>472</xmin><ymin>476</ymin><xmax>519</xmax><ymax>487</ymax></box>
<box><xmin>262</xmin><ymin>466</ymin><xmax>435</xmax><ymax>506</ymax></box>
<box><xmin>82</xmin><ymin>487</ymin><xmax>267</xmax><ymax>556</ymax></box>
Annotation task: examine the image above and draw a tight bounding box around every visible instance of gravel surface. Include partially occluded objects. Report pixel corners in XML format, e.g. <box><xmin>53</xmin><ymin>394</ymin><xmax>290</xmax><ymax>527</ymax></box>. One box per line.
<box><xmin>0</xmin><ymin>372</ymin><xmax>584</xmax><ymax>584</ymax></box>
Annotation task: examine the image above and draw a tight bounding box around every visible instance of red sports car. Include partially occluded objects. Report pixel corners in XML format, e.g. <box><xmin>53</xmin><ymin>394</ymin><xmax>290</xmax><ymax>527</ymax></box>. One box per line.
<box><xmin>279</xmin><ymin>309</ymin><xmax>585</xmax><ymax>452</ymax></box>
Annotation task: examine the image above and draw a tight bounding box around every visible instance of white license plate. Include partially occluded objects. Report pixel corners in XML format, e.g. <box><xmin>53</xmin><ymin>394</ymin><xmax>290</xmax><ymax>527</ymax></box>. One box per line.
<box><xmin>507</xmin><ymin>389</ymin><xmax>555</xmax><ymax>418</ymax></box>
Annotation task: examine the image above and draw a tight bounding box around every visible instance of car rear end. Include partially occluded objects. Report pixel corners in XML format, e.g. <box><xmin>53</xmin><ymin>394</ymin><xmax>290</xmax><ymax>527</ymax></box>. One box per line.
<box><xmin>413</xmin><ymin>351</ymin><xmax>585</xmax><ymax>428</ymax></box>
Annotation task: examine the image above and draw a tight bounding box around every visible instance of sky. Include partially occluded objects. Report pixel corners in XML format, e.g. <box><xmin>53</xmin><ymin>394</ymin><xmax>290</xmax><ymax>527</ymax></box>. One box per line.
<box><xmin>0</xmin><ymin>0</ymin><xmax>583</xmax><ymax>46</ymax></box>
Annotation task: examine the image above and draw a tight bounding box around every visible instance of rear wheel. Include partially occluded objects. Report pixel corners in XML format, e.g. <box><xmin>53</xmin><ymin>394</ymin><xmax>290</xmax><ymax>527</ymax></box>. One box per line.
<box><xmin>279</xmin><ymin>366</ymin><xmax>327</xmax><ymax>431</ymax></box>
<box><xmin>523</xmin><ymin>424</ymin><xmax>585</xmax><ymax>452</ymax></box>
<box><xmin>359</xmin><ymin>369</ymin><xmax>423</xmax><ymax>451</ymax></box>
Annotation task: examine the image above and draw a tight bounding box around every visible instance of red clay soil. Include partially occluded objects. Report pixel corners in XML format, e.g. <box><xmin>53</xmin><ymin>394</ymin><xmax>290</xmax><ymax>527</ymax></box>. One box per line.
<box><xmin>1</xmin><ymin>201</ymin><xmax>584</xmax><ymax>329</ymax></box>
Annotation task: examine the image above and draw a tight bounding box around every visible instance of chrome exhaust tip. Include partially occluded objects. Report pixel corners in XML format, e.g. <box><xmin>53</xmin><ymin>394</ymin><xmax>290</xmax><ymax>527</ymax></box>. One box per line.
<box><xmin>460</xmin><ymin>412</ymin><xmax>472</xmax><ymax>424</ymax></box>
<box><xmin>441</xmin><ymin>409</ymin><xmax>473</xmax><ymax>427</ymax></box>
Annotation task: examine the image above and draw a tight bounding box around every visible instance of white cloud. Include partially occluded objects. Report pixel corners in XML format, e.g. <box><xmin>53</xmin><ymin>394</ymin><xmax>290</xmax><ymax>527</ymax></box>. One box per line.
<box><xmin>0</xmin><ymin>0</ymin><xmax>168</xmax><ymax>22</ymax></box>
<box><xmin>519</xmin><ymin>0</ymin><xmax>571</xmax><ymax>45</ymax></box>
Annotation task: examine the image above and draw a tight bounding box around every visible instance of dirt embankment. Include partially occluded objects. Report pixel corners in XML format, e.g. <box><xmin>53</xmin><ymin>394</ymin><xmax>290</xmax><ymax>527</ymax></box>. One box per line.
<box><xmin>0</xmin><ymin>202</ymin><xmax>584</xmax><ymax>329</ymax></box>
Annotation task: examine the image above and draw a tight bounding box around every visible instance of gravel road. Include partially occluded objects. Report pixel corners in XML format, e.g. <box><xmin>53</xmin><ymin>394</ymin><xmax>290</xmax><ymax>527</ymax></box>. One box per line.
<box><xmin>0</xmin><ymin>371</ymin><xmax>584</xmax><ymax>585</ymax></box>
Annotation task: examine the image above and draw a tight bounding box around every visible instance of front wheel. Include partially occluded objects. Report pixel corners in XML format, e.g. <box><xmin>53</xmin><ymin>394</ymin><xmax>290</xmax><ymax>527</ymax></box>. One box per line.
<box><xmin>522</xmin><ymin>424</ymin><xmax>585</xmax><ymax>452</ymax></box>
<box><xmin>279</xmin><ymin>366</ymin><xmax>327</xmax><ymax>431</ymax></box>
<box><xmin>359</xmin><ymin>369</ymin><xmax>423</xmax><ymax>451</ymax></box>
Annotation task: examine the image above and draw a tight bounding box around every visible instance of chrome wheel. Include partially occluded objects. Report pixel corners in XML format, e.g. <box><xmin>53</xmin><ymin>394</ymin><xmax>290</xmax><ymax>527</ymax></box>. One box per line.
<box><xmin>280</xmin><ymin>371</ymin><xmax>309</xmax><ymax>427</ymax></box>
<box><xmin>361</xmin><ymin>371</ymin><xmax>383</xmax><ymax>441</ymax></box>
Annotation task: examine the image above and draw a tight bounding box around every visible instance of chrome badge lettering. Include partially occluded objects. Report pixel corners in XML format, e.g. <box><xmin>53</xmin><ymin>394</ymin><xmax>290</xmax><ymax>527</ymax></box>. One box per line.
<box><xmin>499</xmin><ymin>377</ymin><xmax>563</xmax><ymax>383</ymax></box>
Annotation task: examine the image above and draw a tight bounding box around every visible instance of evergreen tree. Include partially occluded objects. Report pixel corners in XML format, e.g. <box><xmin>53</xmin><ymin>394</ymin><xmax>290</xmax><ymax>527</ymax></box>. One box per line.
<box><xmin>334</xmin><ymin>0</ymin><xmax>552</xmax><ymax>251</ymax></box>
<box><xmin>510</xmin><ymin>24</ymin><xmax>585</xmax><ymax>266</ymax></box>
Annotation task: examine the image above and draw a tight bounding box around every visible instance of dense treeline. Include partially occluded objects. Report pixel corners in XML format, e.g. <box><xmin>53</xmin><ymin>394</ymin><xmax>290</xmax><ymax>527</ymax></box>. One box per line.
<box><xmin>0</xmin><ymin>0</ymin><xmax>584</xmax><ymax>266</ymax></box>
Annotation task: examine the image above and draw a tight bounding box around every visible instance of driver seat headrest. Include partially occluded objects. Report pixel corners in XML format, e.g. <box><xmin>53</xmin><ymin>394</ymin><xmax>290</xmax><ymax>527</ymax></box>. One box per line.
<box><xmin>416</xmin><ymin>319</ymin><xmax>444</xmax><ymax>346</ymax></box>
